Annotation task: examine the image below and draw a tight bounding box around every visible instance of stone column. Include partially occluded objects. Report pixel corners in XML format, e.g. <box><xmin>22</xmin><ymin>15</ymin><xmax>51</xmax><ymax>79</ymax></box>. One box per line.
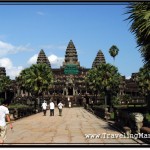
<box><xmin>17</xmin><ymin>88</ymin><xmax>21</xmax><ymax>96</ymax></box>
<box><xmin>25</xmin><ymin>91</ymin><xmax>28</xmax><ymax>96</ymax></box>
<box><xmin>73</xmin><ymin>87</ymin><xmax>75</xmax><ymax>95</ymax></box>
<box><xmin>66</xmin><ymin>88</ymin><xmax>68</xmax><ymax>96</ymax></box>
<box><xmin>21</xmin><ymin>89</ymin><xmax>23</xmax><ymax>96</ymax></box>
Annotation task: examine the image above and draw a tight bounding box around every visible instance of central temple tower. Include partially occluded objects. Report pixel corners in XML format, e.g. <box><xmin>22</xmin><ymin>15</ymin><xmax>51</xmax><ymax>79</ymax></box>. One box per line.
<box><xmin>62</xmin><ymin>40</ymin><xmax>80</xmax><ymax>68</ymax></box>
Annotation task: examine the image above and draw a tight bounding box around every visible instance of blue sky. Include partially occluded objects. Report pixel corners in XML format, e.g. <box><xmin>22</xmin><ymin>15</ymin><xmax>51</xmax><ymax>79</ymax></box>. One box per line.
<box><xmin>0</xmin><ymin>2</ymin><xmax>144</xmax><ymax>79</ymax></box>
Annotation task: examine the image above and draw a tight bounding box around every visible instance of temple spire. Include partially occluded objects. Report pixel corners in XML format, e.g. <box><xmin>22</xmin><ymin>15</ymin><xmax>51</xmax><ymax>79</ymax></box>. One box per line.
<box><xmin>92</xmin><ymin>50</ymin><xmax>106</xmax><ymax>68</ymax></box>
<box><xmin>62</xmin><ymin>40</ymin><xmax>80</xmax><ymax>68</ymax></box>
<box><xmin>37</xmin><ymin>49</ymin><xmax>51</xmax><ymax>68</ymax></box>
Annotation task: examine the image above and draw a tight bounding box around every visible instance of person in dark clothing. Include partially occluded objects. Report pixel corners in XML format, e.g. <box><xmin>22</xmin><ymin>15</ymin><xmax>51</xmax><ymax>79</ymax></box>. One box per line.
<box><xmin>85</xmin><ymin>94</ymin><xmax>89</xmax><ymax>104</ymax></box>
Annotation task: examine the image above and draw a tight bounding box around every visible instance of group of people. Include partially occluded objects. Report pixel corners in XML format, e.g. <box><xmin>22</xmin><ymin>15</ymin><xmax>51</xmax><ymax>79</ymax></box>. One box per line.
<box><xmin>41</xmin><ymin>100</ymin><xmax>64</xmax><ymax>116</ymax></box>
<box><xmin>0</xmin><ymin>99</ymin><xmax>63</xmax><ymax>144</ymax></box>
<box><xmin>0</xmin><ymin>99</ymin><xmax>67</xmax><ymax>144</ymax></box>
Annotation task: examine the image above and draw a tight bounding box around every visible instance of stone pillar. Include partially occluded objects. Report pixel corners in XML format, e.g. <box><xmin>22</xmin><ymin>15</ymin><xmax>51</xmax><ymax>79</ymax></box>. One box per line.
<box><xmin>73</xmin><ymin>87</ymin><xmax>75</xmax><ymax>95</ymax></box>
<box><xmin>104</xmin><ymin>107</ymin><xmax>111</xmax><ymax>121</ymax></box>
<box><xmin>21</xmin><ymin>89</ymin><xmax>23</xmax><ymax>96</ymax></box>
<box><xmin>25</xmin><ymin>91</ymin><xmax>28</xmax><ymax>96</ymax></box>
<box><xmin>17</xmin><ymin>88</ymin><xmax>20</xmax><ymax>96</ymax></box>
<box><xmin>66</xmin><ymin>88</ymin><xmax>68</xmax><ymax>96</ymax></box>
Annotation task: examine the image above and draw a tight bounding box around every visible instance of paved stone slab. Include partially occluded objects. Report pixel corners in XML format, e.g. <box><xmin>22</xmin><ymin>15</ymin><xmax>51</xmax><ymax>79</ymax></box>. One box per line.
<box><xmin>3</xmin><ymin>107</ymin><xmax>145</xmax><ymax>145</ymax></box>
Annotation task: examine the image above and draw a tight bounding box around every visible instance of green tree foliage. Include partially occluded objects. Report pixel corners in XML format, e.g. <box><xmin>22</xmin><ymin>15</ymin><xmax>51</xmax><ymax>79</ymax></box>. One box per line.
<box><xmin>126</xmin><ymin>2</ymin><xmax>150</xmax><ymax>67</ymax></box>
<box><xmin>85</xmin><ymin>63</ymin><xmax>122</xmax><ymax>106</ymax></box>
<box><xmin>17</xmin><ymin>63</ymin><xmax>54</xmax><ymax>96</ymax></box>
<box><xmin>0</xmin><ymin>75</ymin><xmax>11</xmax><ymax>100</ymax></box>
<box><xmin>109</xmin><ymin>45</ymin><xmax>119</xmax><ymax>63</ymax></box>
<box><xmin>96</xmin><ymin>63</ymin><xmax>122</xmax><ymax>95</ymax></box>
<box><xmin>85</xmin><ymin>68</ymin><xmax>99</xmax><ymax>93</ymax></box>
<box><xmin>136</xmin><ymin>64</ymin><xmax>150</xmax><ymax>96</ymax></box>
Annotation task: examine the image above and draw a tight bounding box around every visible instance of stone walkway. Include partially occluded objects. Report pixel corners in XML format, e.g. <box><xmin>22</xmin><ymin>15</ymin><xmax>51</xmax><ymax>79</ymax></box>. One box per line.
<box><xmin>4</xmin><ymin>107</ymin><xmax>146</xmax><ymax>145</ymax></box>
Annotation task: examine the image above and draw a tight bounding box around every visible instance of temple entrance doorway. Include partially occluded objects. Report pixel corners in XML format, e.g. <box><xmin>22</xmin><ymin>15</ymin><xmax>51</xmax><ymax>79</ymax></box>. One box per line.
<box><xmin>77</xmin><ymin>98</ymin><xmax>83</xmax><ymax>106</ymax></box>
<box><xmin>68</xmin><ymin>87</ymin><xmax>73</xmax><ymax>95</ymax></box>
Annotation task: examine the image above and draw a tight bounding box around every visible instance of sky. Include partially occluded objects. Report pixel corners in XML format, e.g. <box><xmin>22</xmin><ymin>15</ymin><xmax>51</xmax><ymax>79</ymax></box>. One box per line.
<box><xmin>0</xmin><ymin>2</ymin><xmax>144</xmax><ymax>79</ymax></box>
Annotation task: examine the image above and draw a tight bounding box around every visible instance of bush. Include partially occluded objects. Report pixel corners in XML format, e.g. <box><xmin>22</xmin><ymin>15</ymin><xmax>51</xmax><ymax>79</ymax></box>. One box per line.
<box><xmin>8</xmin><ymin>104</ymin><xmax>35</xmax><ymax>119</ymax></box>
<box><xmin>8</xmin><ymin>104</ymin><xmax>30</xmax><ymax>109</ymax></box>
<box><xmin>93</xmin><ymin>105</ymin><xmax>109</xmax><ymax>110</ymax></box>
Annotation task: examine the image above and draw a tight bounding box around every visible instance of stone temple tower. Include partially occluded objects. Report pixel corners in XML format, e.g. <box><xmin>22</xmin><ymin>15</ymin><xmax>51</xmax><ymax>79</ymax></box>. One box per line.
<box><xmin>92</xmin><ymin>50</ymin><xmax>106</xmax><ymax>68</ymax></box>
<box><xmin>37</xmin><ymin>49</ymin><xmax>51</xmax><ymax>68</ymax></box>
<box><xmin>0</xmin><ymin>67</ymin><xmax>6</xmax><ymax>76</ymax></box>
<box><xmin>62</xmin><ymin>40</ymin><xmax>80</xmax><ymax>68</ymax></box>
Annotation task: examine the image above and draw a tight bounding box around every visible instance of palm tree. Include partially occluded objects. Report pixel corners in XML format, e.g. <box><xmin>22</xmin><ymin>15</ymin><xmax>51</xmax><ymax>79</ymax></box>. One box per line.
<box><xmin>0</xmin><ymin>75</ymin><xmax>11</xmax><ymax>100</ymax></box>
<box><xmin>109</xmin><ymin>45</ymin><xmax>119</xmax><ymax>65</ymax></box>
<box><xmin>135</xmin><ymin>64</ymin><xmax>150</xmax><ymax>108</ymax></box>
<box><xmin>136</xmin><ymin>64</ymin><xmax>150</xmax><ymax>96</ymax></box>
<box><xmin>85</xmin><ymin>68</ymin><xmax>99</xmax><ymax>103</ymax></box>
<box><xmin>125</xmin><ymin>2</ymin><xmax>150</xmax><ymax>67</ymax></box>
<box><xmin>96</xmin><ymin>63</ymin><xmax>122</xmax><ymax>106</ymax></box>
<box><xmin>85</xmin><ymin>63</ymin><xmax>122</xmax><ymax>107</ymax></box>
<box><xmin>18</xmin><ymin>63</ymin><xmax>54</xmax><ymax>108</ymax></box>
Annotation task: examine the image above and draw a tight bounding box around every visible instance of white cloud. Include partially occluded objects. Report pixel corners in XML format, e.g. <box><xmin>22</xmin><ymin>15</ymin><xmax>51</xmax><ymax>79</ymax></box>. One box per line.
<box><xmin>0</xmin><ymin>41</ymin><xmax>32</xmax><ymax>57</ymax></box>
<box><xmin>0</xmin><ymin>53</ymin><xmax>64</xmax><ymax>79</ymax></box>
<box><xmin>27</xmin><ymin>54</ymin><xmax>64</xmax><ymax>68</ymax></box>
<box><xmin>27</xmin><ymin>54</ymin><xmax>38</xmax><ymax>65</ymax></box>
<box><xmin>36</xmin><ymin>11</ymin><xmax>45</xmax><ymax>16</ymax></box>
<box><xmin>0</xmin><ymin>58</ymin><xmax>12</xmax><ymax>69</ymax></box>
<box><xmin>7</xmin><ymin>66</ymin><xmax>23</xmax><ymax>80</ymax></box>
<box><xmin>0</xmin><ymin>58</ymin><xmax>23</xmax><ymax>79</ymax></box>
<box><xmin>126</xmin><ymin>76</ymin><xmax>131</xmax><ymax>79</ymax></box>
<box><xmin>48</xmin><ymin>54</ymin><xmax>64</xmax><ymax>68</ymax></box>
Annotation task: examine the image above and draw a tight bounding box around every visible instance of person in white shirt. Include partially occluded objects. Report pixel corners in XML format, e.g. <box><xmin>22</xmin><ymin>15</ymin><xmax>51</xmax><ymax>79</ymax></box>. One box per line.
<box><xmin>58</xmin><ymin>101</ymin><xmax>64</xmax><ymax>116</ymax></box>
<box><xmin>69</xmin><ymin>101</ymin><xmax>71</xmax><ymax>108</ymax></box>
<box><xmin>0</xmin><ymin>100</ymin><xmax>13</xmax><ymax>144</ymax></box>
<box><xmin>41</xmin><ymin>100</ymin><xmax>47</xmax><ymax>116</ymax></box>
<box><xmin>49</xmin><ymin>100</ymin><xmax>55</xmax><ymax>116</ymax></box>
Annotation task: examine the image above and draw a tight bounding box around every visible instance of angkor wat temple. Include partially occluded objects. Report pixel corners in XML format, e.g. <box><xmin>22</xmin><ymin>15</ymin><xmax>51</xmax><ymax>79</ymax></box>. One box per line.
<box><xmin>0</xmin><ymin>40</ymin><xmax>145</xmax><ymax>106</ymax></box>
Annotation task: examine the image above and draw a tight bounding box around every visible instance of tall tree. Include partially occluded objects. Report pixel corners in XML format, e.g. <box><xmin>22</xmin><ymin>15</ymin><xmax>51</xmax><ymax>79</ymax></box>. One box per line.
<box><xmin>85</xmin><ymin>63</ymin><xmax>122</xmax><ymax>107</ymax></box>
<box><xmin>0</xmin><ymin>75</ymin><xmax>11</xmax><ymax>100</ymax></box>
<box><xmin>17</xmin><ymin>63</ymin><xmax>54</xmax><ymax>108</ymax></box>
<box><xmin>109</xmin><ymin>45</ymin><xmax>119</xmax><ymax>64</ymax></box>
<box><xmin>126</xmin><ymin>2</ymin><xmax>150</xmax><ymax>67</ymax></box>
<box><xmin>135</xmin><ymin>64</ymin><xmax>150</xmax><ymax>108</ymax></box>
<box><xmin>96</xmin><ymin>63</ymin><xmax>122</xmax><ymax>106</ymax></box>
<box><xmin>85</xmin><ymin>68</ymin><xmax>99</xmax><ymax>102</ymax></box>
<box><xmin>136</xmin><ymin>64</ymin><xmax>150</xmax><ymax>96</ymax></box>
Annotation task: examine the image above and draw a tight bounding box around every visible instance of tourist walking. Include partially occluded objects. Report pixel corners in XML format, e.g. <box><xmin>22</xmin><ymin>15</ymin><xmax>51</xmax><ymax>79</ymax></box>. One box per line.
<box><xmin>69</xmin><ymin>101</ymin><xmax>71</xmax><ymax>108</ymax></box>
<box><xmin>49</xmin><ymin>100</ymin><xmax>55</xmax><ymax>116</ymax></box>
<box><xmin>58</xmin><ymin>101</ymin><xmax>64</xmax><ymax>116</ymax></box>
<box><xmin>0</xmin><ymin>100</ymin><xmax>13</xmax><ymax>144</ymax></box>
<box><xmin>91</xmin><ymin>100</ymin><xmax>94</xmax><ymax>109</ymax></box>
<box><xmin>41</xmin><ymin>100</ymin><xmax>47</xmax><ymax>116</ymax></box>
